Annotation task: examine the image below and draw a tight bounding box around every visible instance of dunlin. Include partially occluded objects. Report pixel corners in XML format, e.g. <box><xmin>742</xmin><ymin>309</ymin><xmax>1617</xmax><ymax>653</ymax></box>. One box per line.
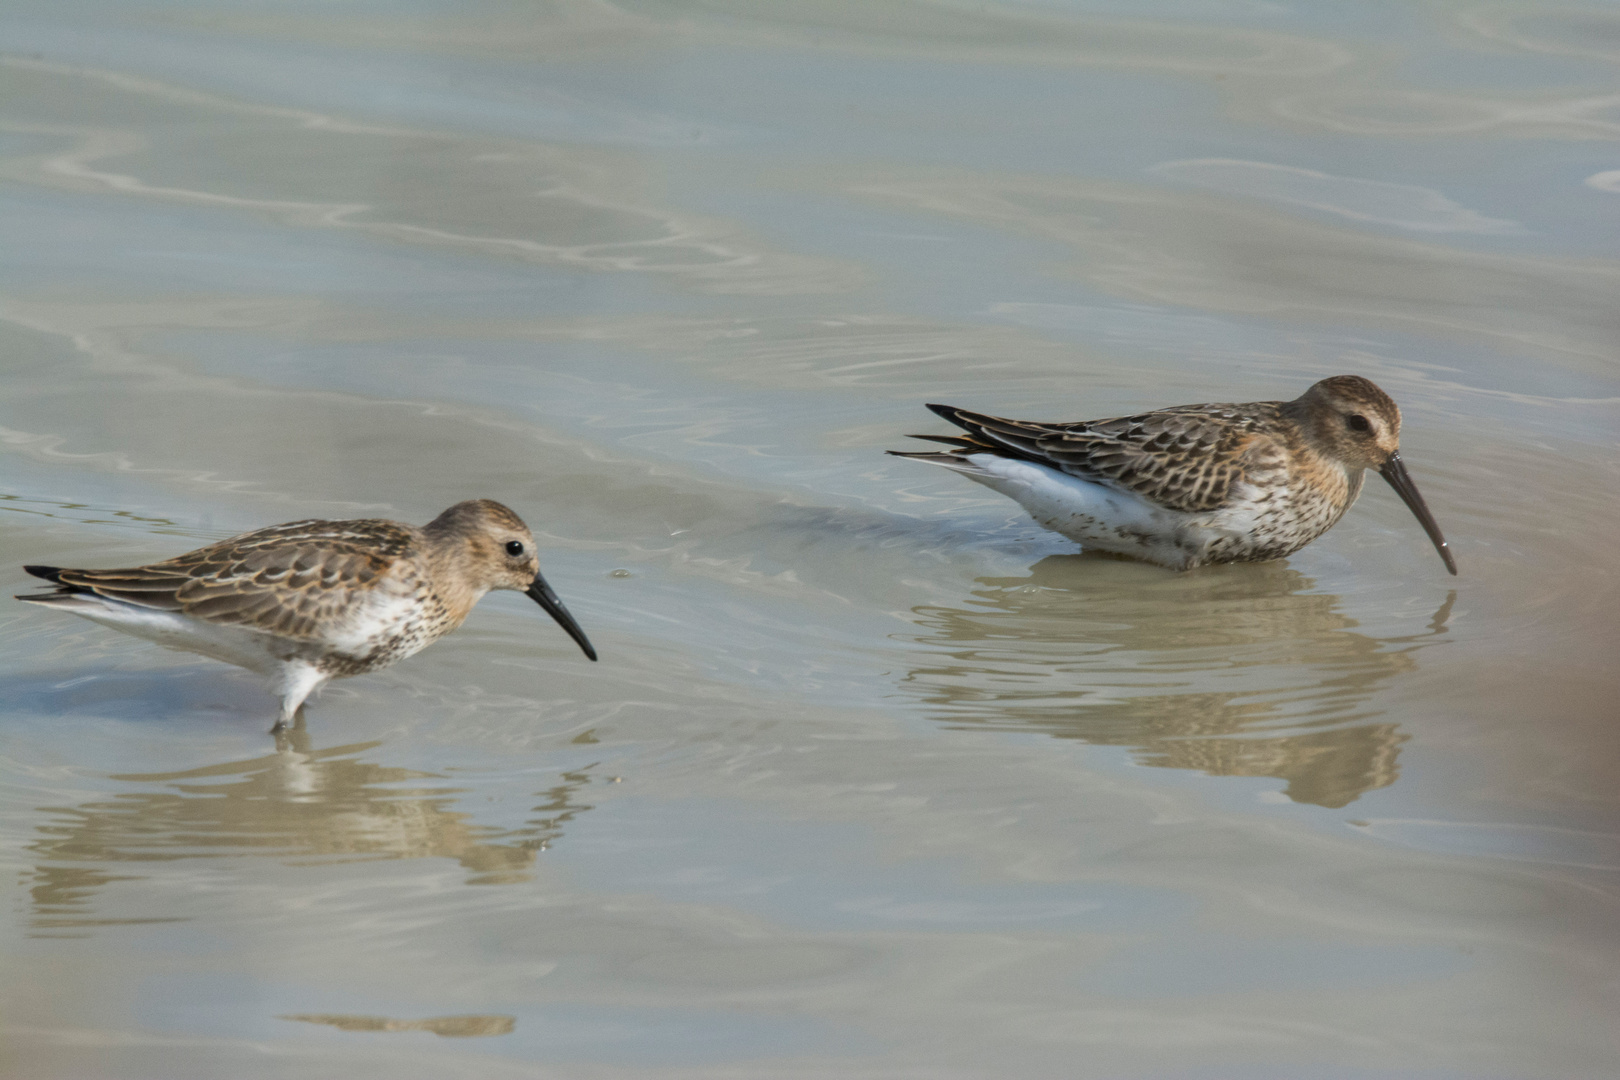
<box><xmin>16</xmin><ymin>499</ymin><xmax>597</xmax><ymax>730</ymax></box>
<box><xmin>891</xmin><ymin>375</ymin><xmax>1456</xmax><ymax>574</ymax></box>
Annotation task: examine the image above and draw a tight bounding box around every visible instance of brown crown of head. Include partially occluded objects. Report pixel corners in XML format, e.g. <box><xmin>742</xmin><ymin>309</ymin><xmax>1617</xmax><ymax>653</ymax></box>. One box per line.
<box><xmin>423</xmin><ymin>499</ymin><xmax>540</xmax><ymax>590</ymax></box>
<box><xmin>1291</xmin><ymin>375</ymin><xmax>1403</xmax><ymax>470</ymax></box>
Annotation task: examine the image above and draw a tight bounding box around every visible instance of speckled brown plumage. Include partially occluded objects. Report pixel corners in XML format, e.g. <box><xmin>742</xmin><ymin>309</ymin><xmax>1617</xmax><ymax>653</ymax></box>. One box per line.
<box><xmin>891</xmin><ymin>376</ymin><xmax>1456</xmax><ymax>574</ymax></box>
<box><xmin>39</xmin><ymin>519</ymin><xmax>421</xmax><ymax>644</ymax></box>
<box><xmin>17</xmin><ymin>500</ymin><xmax>597</xmax><ymax>731</ymax></box>
<box><xmin>918</xmin><ymin>401</ymin><xmax>1283</xmax><ymax>514</ymax></box>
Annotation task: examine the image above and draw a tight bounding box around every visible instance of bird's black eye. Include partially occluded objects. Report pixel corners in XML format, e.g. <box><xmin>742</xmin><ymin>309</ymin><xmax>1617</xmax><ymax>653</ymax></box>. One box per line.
<box><xmin>1347</xmin><ymin>414</ymin><xmax>1371</xmax><ymax>432</ymax></box>
<box><xmin>505</xmin><ymin>540</ymin><xmax>526</xmax><ymax>557</ymax></box>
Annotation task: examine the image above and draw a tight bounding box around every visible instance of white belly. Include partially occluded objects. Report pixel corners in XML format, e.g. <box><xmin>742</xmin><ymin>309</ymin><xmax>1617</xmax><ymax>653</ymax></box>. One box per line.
<box><xmin>938</xmin><ymin>454</ymin><xmax>1241</xmax><ymax>570</ymax></box>
<box><xmin>54</xmin><ymin>596</ymin><xmax>293</xmax><ymax>675</ymax></box>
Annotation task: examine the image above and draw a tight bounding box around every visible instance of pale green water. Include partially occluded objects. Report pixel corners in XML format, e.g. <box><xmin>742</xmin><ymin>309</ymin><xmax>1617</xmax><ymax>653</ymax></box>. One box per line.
<box><xmin>2</xmin><ymin>2</ymin><xmax>1618</xmax><ymax>1077</ymax></box>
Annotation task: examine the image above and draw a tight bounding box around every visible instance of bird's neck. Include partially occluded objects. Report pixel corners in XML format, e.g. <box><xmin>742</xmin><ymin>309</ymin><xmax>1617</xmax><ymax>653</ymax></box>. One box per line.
<box><xmin>420</xmin><ymin>533</ymin><xmax>489</xmax><ymax>628</ymax></box>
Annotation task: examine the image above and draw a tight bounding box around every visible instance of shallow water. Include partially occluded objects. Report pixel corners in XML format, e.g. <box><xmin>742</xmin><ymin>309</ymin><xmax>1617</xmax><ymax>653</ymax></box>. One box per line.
<box><xmin>2</xmin><ymin>1</ymin><xmax>1618</xmax><ymax>1077</ymax></box>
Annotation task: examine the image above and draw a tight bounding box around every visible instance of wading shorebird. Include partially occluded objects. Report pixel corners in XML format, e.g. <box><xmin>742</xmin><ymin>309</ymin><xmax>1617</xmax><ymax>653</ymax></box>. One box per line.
<box><xmin>15</xmin><ymin>499</ymin><xmax>597</xmax><ymax>730</ymax></box>
<box><xmin>890</xmin><ymin>375</ymin><xmax>1456</xmax><ymax>574</ymax></box>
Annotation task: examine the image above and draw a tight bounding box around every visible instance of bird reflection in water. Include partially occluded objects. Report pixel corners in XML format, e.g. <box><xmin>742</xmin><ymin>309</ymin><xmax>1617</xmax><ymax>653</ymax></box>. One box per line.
<box><xmin>25</xmin><ymin>725</ymin><xmax>600</xmax><ymax>935</ymax></box>
<box><xmin>905</xmin><ymin>557</ymin><xmax>1454</xmax><ymax>808</ymax></box>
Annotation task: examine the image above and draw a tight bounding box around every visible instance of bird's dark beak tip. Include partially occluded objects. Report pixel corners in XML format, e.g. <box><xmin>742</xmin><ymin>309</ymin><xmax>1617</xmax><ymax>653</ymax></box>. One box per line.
<box><xmin>525</xmin><ymin>575</ymin><xmax>597</xmax><ymax>661</ymax></box>
<box><xmin>1379</xmin><ymin>453</ymin><xmax>1457</xmax><ymax>577</ymax></box>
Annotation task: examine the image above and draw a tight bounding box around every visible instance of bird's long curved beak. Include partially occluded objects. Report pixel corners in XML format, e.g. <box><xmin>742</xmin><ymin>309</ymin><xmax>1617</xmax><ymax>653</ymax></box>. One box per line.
<box><xmin>1378</xmin><ymin>452</ymin><xmax>1457</xmax><ymax>576</ymax></box>
<box><xmin>525</xmin><ymin>572</ymin><xmax>598</xmax><ymax>660</ymax></box>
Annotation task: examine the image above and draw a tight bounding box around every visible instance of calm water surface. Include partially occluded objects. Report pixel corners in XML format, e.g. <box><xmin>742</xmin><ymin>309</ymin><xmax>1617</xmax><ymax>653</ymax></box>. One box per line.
<box><xmin>2</xmin><ymin>1</ymin><xmax>1618</xmax><ymax>1077</ymax></box>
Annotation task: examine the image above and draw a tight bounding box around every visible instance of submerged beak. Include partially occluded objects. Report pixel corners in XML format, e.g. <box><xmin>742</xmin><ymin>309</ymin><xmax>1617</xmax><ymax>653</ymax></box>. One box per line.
<box><xmin>1378</xmin><ymin>452</ymin><xmax>1458</xmax><ymax>576</ymax></box>
<box><xmin>525</xmin><ymin>572</ymin><xmax>598</xmax><ymax>660</ymax></box>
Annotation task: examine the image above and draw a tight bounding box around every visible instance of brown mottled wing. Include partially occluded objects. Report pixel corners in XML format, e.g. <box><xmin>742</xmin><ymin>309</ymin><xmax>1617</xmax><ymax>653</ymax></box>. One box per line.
<box><xmin>919</xmin><ymin>401</ymin><xmax>1286</xmax><ymax>513</ymax></box>
<box><xmin>44</xmin><ymin>519</ymin><xmax>418</xmax><ymax>639</ymax></box>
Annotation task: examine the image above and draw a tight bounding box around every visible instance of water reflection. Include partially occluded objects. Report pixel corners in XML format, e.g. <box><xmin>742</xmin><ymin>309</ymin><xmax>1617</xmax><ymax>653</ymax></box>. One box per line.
<box><xmin>904</xmin><ymin>557</ymin><xmax>1453</xmax><ymax>808</ymax></box>
<box><xmin>280</xmin><ymin>1013</ymin><xmax>515</xmax><ymax>1038</ymax></box>
<box><xmin>0</xmin><ymin>55</ymin><xmax>857</xmax><ymax>296</ymax></box>
<box><xmin>832</xmin><ymin>166</ymin><xmax>1620</xmax><ymax>367</ymax></box>
<box><xmin>617</xmin><ymin>0</ymin><xmax>1350</xmax><ymax>76</ymax></box>
<box><xmin>25</xmin><ymin>728</ymin><xmax>599</xmax><ymax>936</ymax></box>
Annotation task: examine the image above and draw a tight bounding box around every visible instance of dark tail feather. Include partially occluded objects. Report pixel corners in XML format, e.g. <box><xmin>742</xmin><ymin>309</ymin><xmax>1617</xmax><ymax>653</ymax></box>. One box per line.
<box><xmin>18</xmin><ymin>565</ymin><xmax>75</xmax><ymax>602</ymax></box>
<box><xmin>913</xmin><ymin>404</ymin><xmax>1048</xmax><ymax>466</ymax></box>
<box><xmin>926</xmin><ymin>402</ymin><xmax>1022</xmax><ymax>439</ymax></box>
<box><xmin>904</xmin><ymin>433</ymin><xmax>991</xmax><ymax>449</ymax></box>
<box><xmin>885</xmin><ymin>449</ymin><xmax>971</xmax><ymax>464</ymax></box>
<box><xmin>17</xmin><ymin>565</ymin><xmax>93</xmax><ymax>603</ymax></box>
<box><xmin>18</xmin><ymin>565</ymin><xmax>187</xmax><ymax>610</ymax></box>
<box><xmin>896</xmin><ymin>408</ymin><xmax>1011</xmax><ymax>456</ymax></box>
